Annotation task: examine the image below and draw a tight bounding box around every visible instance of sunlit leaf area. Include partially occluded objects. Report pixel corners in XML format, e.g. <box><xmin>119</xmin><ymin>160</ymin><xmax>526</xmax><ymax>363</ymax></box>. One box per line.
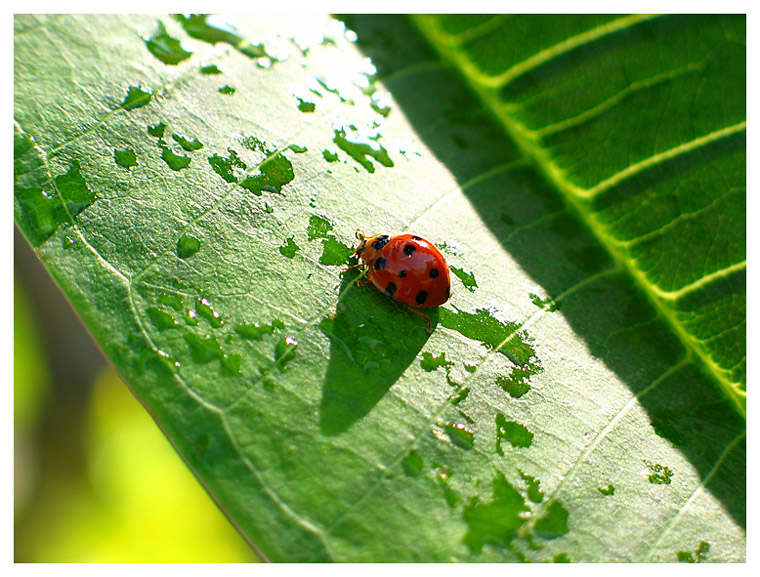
<box><xmin>15</xmin><ymin>14</ymin><xmax>744</xmax><ymax>562</ymax></box>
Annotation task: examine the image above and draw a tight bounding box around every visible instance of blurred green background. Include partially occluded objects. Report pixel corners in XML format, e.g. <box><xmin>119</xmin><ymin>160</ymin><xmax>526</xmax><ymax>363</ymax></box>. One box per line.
<box><xmin>14</xmin><ymin>229</ymin><xmax>259</xmax><ymax>562</ymax></box>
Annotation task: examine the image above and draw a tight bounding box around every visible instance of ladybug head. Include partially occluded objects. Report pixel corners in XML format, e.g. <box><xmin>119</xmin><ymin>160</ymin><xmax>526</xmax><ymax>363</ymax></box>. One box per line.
<box><xmin>353</xmin><ymin>230</ymin><xmax>390</xmax><ymax>264</ymax></box>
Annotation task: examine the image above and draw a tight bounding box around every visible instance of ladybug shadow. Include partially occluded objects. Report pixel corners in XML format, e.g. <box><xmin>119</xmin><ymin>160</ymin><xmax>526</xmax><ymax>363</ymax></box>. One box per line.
<box><xmin>318</xmin><ymin>270</ymin><xmax>436</xmax><ymax>436</ymax></box>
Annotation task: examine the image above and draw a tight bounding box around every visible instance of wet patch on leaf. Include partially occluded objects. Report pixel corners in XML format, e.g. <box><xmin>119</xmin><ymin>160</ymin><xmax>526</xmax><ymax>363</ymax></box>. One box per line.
<box><xmin>598</xmin><ymin>484</ymin><xmax>615</xmax><ymax>496</ymax></box>
<box><xmin>529</xmin><ymin>292</ymin><xmax>561</xmax><ymax>312</ymax></box>
<box><xmin>677</xmin><ymin>541</ymin><xmax>710</xmax><ymax>563</ymax></box>
<box><xmin>114</xmin><ymin>147</ymin><xmax>138</xmax><ymax>169</ymax></box>
<box><xmin>332</xmin><ymin>125</ymin><xmax>394</xmax><ymax>173</ymax></box>
<box><xmin>183</xmin><ymin>333</ymin><xmax>241</xmax><ymax>376</ymax></box>
<box><xmin>533</xmin><ymin>502</ymin><xmax>569</xmax><ymax>540</ymax></box>
<box><xmin>121</xmin><ymin>86</ymin><xmax>152</xmax><ymax>110</ymax></box>
<box><xmin>144</xmin><ymin>20</ymin><xmax>193</xmax><ymax>65</ymax></box>
<box><xmin>235</xmin><ymin>319</ymin><xmax>285</xmax><ymax>340</ymax></box>
<box><xmin>420</xmin><ymin>352</ymin><xmax>453</xmax><ymax>372</ymax></box>
<box><xmin>401</xmin><ymin>451</ymin><xmax>425</xmax><ymax>477</ymax></box>
<box><xmin>645</xmin><ymin>461</ymin><xmax>673</xmax><ymax>485</ymax></box>
<box><xmin>173</xmin><ymin>14</ymin><xmax>266</xmax><ymax>59</ymax></box>
<box><xmin>176</xmin><ymin>233</ymin><xmax>202</xmax><ymax>259</ymax></box>
<box><xmin>279</xmin><ymin>236</ymin><xmax>300</xmax><ymax>258</ymax></box>
<box><xmin>450</xmin><ymin>266</ymin><xmax>478</xmax><ymax>292</ymax></box>
<box><xmin>445</xmin><ymin>422</ymin><xmax>474</xmax><ymax>449</ymax></box>
<box><xmin>463</xmin><ymin>472</ymin><xmax>529</xmax><ymax>554</ymax></box>
<box><xmin>496</xmin><ymin>414</ymin><xmax>533</xmax><ymax>453</ymax></box>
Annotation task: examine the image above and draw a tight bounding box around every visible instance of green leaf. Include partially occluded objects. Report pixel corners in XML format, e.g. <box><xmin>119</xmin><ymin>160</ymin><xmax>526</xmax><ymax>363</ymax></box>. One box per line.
<box><xmin>14</xmin><ymin>14</ymin><xmax>744</xmax><ymax>562</ymax></box>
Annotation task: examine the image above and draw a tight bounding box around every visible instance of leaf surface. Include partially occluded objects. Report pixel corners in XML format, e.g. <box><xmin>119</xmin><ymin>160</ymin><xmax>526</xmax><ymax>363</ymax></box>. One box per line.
<box><xmin>14</xmin><ymin>14</ymin><xmax>745</xmax><ymax>562</ymax></box>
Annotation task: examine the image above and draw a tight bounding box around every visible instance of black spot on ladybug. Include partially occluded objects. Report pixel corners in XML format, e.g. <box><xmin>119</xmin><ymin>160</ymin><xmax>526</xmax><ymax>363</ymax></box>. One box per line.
<box><xmin>399</xmin><ymin>269</ymin><xmax>407</xmax><ymax>277</ymax></box>
<box><xmin>429</xmin><ymin>268</ymin><xmax>439</xmax><ymax>278</ymax></box>
<box><xmin>385</xmin><ymin>282</ymin><xmax>397</xmax><ymax>297</ymax></box>
<box><xmin>374</xmin><ymin>257</ymin><xmax>386</xmax><ymax>270</ymax></box>
<box><xmin>404</xmin><ymin>244</ymin><xmax>416</xmax><ymax>256</ymax></box>
<box><xmin>412</xmin><ymin>235</ymin><xmax>422</xmax><ymax>240</ymax></box>
<box><xmin>416</xmin><ymin>290</ymin><xmax>428</xmax><ymax>305</ymax></box>
<box><xmin>372</xmin><ymin>235</ymin><xmax>390</xmax><ymax>250</ymax></box>
<box><xmin>356</xmin><ymin>244</ymin><xmax>365</xmax><ymax>257</ymax></box>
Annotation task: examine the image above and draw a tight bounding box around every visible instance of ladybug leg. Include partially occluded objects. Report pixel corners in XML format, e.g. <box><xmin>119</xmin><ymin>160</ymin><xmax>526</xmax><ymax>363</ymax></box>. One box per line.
<box><xmin>407</xmin><ymin>306</ymin><xmax>433</xmax><ymax>334</ymax></box>
<box><xmin>355</xmin><ymin>279</ymin><xmax>371</xmax><ymax>286</ymax></box>
<box><xmin>342</xmin><ymin>262</ymin><xmax>366</xmax><ymax>272</ymax></box>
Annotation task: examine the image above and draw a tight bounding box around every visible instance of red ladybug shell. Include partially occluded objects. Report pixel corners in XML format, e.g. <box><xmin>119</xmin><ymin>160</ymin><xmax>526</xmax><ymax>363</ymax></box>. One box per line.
<box><xmin>353</xmin><ymin>233</ymin><xmax>451</xmax><ymax>308</ymax></box>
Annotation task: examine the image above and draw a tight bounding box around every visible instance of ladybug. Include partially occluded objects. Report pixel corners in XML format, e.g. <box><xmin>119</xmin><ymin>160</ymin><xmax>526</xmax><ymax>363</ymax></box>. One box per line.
<box><xmin>344</xmin><ymin>230</ymin><xmax>451</xmax><ymax>333</ymax></box>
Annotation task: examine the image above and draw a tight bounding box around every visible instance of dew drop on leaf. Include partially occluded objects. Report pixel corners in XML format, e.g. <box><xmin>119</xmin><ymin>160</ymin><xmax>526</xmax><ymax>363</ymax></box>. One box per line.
<box><xmin>176</xmin><ymin>233</ymin><xmax>201</xmax><ymax>259</ymax></box>
<box><xmin>121</xmin><ymin>85</ymin><xmax>152</xmax><ymax>110</ymax></box>
<box><xmin>114</xmin><ymin>147</ymin><xmax>137</xmax><ymax>169</ymax></box>
<box><xmin>445</xmin><ymin>422</ymin><xmax>474</xmax><ymax>450</ymax></box>
<box><xmin>144</xmin><ymin>20</ymin><xmax>193</xmax><ymax>65</ymax></box>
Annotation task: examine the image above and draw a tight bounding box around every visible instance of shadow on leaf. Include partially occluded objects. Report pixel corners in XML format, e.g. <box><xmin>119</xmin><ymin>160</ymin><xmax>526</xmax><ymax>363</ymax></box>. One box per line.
<box><xmin>319</xmin><ymin>270</ymin><xmax>434</xmax><ymax>436</ymax></box>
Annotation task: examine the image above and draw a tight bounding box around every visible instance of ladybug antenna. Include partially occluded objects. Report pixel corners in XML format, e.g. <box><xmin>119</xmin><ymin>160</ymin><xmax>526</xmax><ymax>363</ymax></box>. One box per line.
<box><xmin>355</xmin><ymin>229</ymin><xmax>366</xmax><ymax>240</ymax></box>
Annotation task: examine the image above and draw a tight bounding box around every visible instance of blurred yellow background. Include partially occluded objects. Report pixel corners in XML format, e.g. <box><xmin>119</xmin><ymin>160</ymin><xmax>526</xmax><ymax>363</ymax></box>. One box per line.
<box><xmin>14</xmin><ymin>236</ymin><xmax>259</xmax><ymax>563</ymax></box>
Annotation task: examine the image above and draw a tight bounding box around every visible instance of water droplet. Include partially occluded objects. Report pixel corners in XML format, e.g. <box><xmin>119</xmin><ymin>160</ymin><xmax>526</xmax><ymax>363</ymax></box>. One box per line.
<box><xmin>677</xmin><ymin>541</ymin><xmax>710</xmax><ymax>563</ymax></box>
<box><xmin>186</xmin><ymin>309</ymin><xmax>198</xmax><ymax>325</ymax></box>
<box><xmin>121</xmin><ymin>85</ymin><xmax>152</xmax><ymax>110</ymax></box>
<box><xmin>15</xmin><ymin>185</ymin><xmax>64</xmax><ymax>244</ymax></box>
<box><xmin>529</xmin><ymin>292</ymin><xmax>561</xmax><ymax>312</ymax></box>
<box><xmin>114</xmin><ymin>147</ymin><xmax>137</xmax><ymax>169</ymax></box>
<box><xmin>172</xmin><ymin>133</ymin><xmax>204</xmax><ymax>151</ymax></box>
<box><xmin>401</xmin><ymin>451</ymin><xmax>424</xmax><ymax>477</ymax></box>
<box><xmin>183</xmin><ymin>332</ymin><xmax>241</xmax><ymax>375</ymax></box>
<box><xmin>496</xmin><ymin>414</ymin><xmax>533</xmax><ymax>453</ymax></box>
<box><xmin>144</xmin><ymin>20</ymin><xmax>193</xmax><ymax>65</ymax></box>
<box><xmin>196</xmin><ymin>297</ymin><xmax>223</xmax><ymax>328</ymax></box>
<box><xmin>439</xmin><ymin>307</ymin><xmax>541</xmax><ymax>373</ymax></box>
<box><xmin>322</xmin><ymin>148</ymin><xmax>339</xmax><ymax>163</ymax></box>
<box><xmin>200</xmin><ymin>64</ymin><xmax>223</xmax><ymax>75</ymax></box>
<box><xmin>62</xmin><ymin>234</ymin><xmax>76</xmax><ymax>249</ymax></box>
<box><xmin>319</xmin><ymin>237</ymin><xmax>353</xmax><ymax>266</ymax></box>
<box><xmin>218</xmin><ymin>85</ymin><xmax>236</xmax><ymax>95</ymax></box>
<box><xmin>332</xmin><ymin>125</ymin><xmax>394</xmax><ymax>173</ymax></box>
<box><xmin>370</xmin><ymin>91</ymin><xmax>391</xmax><ymax>117</ymax></box>
<box><xmin>307</xmin><ymin>214</ymin><xmax>334</xmax><ymax>240</ymax></box>
<box><xmin>520</xmin><ymin>471</ymin><xmax>544</xmax><ymax>503</ymax></box>
<box><xmin>420</xmin><ymin>352</ymin><xmax>452</xmax><ymax>372</ymax></box>
<box><xmin>597</xmin><ymin>484</ymin><xmax>615</xmax><ymax>496</ymax></box>
<box><xmin>279</xmin><ymin>236</ymin><xmax>300</xmax><ymax>259</ymax></box>
<box><xmin>173</xmin><ymin>14</ymin><xmax>265</xmax><ymax>58</ymax></box>
<box><xmin>450</xmin><ymin>266</ymin><xmax>478</xmax><ymax>292</ymax></box>
<box><xmin>273</xmin><ymin>336</ymin><xmax>299</xmax><ymax>370</ymax></box>
<box><xmin>463</xmin><ymin>472</ymin><xmax>529</xmax><ymax>554</ymax></box>
<box><xmin>147</xmin><ymin>122</ymin><xmax>167</xmax><ymax>138</ymax></box>
<box><xmin>644</xmin><ymin>461</ymin><xmax>673</xmax><ymax>485</ymax></box>
<box><xmin>146</xmin><ymin>306</ymin><xmax>179</xmax><ymax>331</ymax></box>
<box><xmin>208</xmin><ymin>149</ymin><xmax>246</xmax><ymax>183</ymax></box>
<box><xmin>445</xmin><ymin>422</ymin><xmax>474</xmax><ymax>450</ymax></box>
<box><xmin>234</xmin><ymin>319</ymin><xmax>285</xmax><ymax>340</ymax></box>
<box><xmin>533</xmin><ymin>502</ymin><xmax>569</xmax><ymax>540</ymax></box>
<box><xmin>51</xmin><ymin>162</ymin><xmax>92</xmax><ymax>220</ymax></box>
<box><xmin>296</xmin><ymin>97</ymin><xmax>316</xmax><ymax>112</ymax></box>
<box><xmin>176</xmin><ymin>233</ymin><xmax>201</xmax><ymax>259</ymax></box>
<box><xmin>158</xmin><ymin>293</ymin><xmax>185</xmax><ymax>311</ymax></box>
<box><xmin>239</xmin><ymin>149</ymin><xmax>294</xmax><ymax>196</ymax></box>
<box><xmin>496</xmin><ymin>372</ymin><xmax>531</xmax><ymax>398</ymax></box>
<box><xmin>287</xmin><ymin>143</ymin><xmax>308</xmax><ymax>154</ymax></box>
<box><xmin>159</xmin><ymin>143</ymin><xmax>191</xmax><ymax>170</ymax></box>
